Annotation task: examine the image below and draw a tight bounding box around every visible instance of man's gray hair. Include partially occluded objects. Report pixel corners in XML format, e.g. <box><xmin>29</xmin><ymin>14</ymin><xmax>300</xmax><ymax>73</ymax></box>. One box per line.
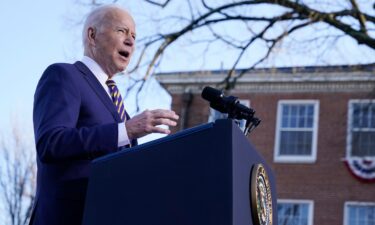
<box><xmin>82</xmin><ymin>4</ymin><xmax>130</xmax><ymax>48</ymax></box>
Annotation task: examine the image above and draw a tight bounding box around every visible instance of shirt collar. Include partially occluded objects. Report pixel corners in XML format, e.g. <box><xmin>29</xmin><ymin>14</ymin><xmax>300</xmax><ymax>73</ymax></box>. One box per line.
<box><xmin>81</xmin><ymin>56</ymin><xmax>109</xmax><ymax>86</ymax></box>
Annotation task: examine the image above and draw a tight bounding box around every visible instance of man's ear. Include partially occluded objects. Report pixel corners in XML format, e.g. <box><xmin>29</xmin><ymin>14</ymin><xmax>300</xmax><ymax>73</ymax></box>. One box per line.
<box><xmin>87</xmin><ymin>27</ymin><xmax>96</xmax><ymax>46</ymax></box>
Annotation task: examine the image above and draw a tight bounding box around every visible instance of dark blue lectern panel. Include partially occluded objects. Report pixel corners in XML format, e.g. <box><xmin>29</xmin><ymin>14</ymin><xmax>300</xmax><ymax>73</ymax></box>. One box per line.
<box><xmin>82</xmin><ymin>119</ymin><xmax>277</xmax><ymax>225</ymax></box>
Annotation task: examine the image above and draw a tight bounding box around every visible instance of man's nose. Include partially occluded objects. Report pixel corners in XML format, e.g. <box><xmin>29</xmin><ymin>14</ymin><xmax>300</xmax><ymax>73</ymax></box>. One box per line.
<box><xmin>124</xmin><ymin>36</ymin><xmax>134</xmax><ymax>47</ymax></box>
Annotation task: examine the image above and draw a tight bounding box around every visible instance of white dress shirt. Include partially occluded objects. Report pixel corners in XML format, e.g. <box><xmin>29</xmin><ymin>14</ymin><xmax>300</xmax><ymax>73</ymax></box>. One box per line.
<box><xmin>81</xmin><ymin>56</ymin><xmax>130</xmax><ymax>147</ymax></box>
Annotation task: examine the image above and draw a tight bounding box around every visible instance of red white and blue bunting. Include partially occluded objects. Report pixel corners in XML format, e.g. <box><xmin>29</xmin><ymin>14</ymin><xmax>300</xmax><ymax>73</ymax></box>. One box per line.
<box><xmin>344</xmin><ymin>157</ymin><xmax>375</xmax><ymax>182</ymax></box>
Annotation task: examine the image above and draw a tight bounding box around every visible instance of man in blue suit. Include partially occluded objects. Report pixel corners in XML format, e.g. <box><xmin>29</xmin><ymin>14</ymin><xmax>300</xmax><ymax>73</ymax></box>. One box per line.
<box><xmin>30</xmin><ymin>4</ymin><xmax>179</xmax><ymax>225</ymax></box>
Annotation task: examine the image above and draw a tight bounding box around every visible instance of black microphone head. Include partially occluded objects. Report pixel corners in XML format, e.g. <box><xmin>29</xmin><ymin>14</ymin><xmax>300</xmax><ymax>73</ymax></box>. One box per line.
<box><xmin>201</xmin><ymin>86</ymin><xmax>223</xmax><ymax>103</ymax></box>
<box><xmin>201</xmin><ymin>86</ymin><xmax>228</xmax><ymax>113</ymax></box>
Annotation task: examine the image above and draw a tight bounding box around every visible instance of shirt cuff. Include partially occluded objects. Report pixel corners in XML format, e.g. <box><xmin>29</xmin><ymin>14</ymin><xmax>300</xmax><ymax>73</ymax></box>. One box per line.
<box><xmin>118</xmin><ymin>122</ymin><xmax>130</xmax><ymax>147</ymax></box>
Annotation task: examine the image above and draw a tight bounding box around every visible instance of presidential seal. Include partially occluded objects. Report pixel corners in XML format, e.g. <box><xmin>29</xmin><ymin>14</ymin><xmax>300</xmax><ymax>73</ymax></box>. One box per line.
<box><xmin>250</xmin><ymin>164</ymin><xmax>273</xmax><ymax>225</ymax></box>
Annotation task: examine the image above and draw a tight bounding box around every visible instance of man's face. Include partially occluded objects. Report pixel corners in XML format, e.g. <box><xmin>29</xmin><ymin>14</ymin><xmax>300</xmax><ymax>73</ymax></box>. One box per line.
<box><xmin>90</xmin><ymin>9</ymin><xmax>136</xmax><ymax>77</ymax></box>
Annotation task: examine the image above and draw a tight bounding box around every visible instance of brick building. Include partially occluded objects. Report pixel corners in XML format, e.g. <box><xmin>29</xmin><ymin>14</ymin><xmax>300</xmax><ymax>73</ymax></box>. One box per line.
<box><xmin>156</xmin><ymin>64</ymin><xmax>375</xmax><ymax>225</ymax></box>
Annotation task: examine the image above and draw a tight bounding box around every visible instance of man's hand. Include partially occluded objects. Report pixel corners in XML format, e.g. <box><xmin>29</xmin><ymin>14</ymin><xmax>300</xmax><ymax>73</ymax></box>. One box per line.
<box><xmin>125</xmin><ymin>109</ymin><xmax>179</xmax><ymax>139</ymax></box>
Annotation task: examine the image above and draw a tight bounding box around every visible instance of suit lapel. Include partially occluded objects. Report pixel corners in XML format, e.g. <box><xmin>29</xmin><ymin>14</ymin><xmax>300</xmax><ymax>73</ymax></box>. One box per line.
<box><xmin>74</xmin><ymin>61</ymin><xmax>122</xmax><ymax>123</ymax></box>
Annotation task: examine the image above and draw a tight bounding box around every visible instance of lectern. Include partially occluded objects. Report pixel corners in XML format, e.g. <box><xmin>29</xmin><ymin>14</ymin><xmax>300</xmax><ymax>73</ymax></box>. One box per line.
<box><xmin>83</xmin><ymin>119</ymin><xmax>277</xmax><ymax>225</ymax></box>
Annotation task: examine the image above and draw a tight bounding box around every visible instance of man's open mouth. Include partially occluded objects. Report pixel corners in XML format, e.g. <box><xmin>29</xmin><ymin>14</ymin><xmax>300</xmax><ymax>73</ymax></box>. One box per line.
<box><xmin>119</xmin><ymin>50</ymin><xmax>129</xmax><ymax>58</ymax></box>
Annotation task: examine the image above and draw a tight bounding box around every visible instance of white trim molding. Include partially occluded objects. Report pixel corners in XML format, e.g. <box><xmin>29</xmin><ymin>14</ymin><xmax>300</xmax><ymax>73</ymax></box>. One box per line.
<box><xmin>156</xmin><ymin>65</ymin><xmax>375</xmax><ymax>94</ymax></box>
<box><xmin>274</xmin><ymin>100</ymin><xmax>320</xmax><ymax>163</ymax></box>
<box><xmin>277</xmin><ymin>199</ymin><xmax>314</xmax><ymax>225</ymax></box>
<box><xmin>344</xmin><ymin>201</ymin><xmax>375</xmax><ymax>225</ymax></box>
<box><xmin>346</xmin><ymin>99</ymin><xmax>375</xmax><ymax>158</ymax></box>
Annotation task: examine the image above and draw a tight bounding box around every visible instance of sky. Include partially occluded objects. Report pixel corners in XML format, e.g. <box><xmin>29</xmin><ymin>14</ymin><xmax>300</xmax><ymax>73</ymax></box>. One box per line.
<box><xmin>0</xmin><ymin>1</ymin><xmax>75</xmax><ymax>131</ymax></box>
<box><xmin>0</xmin><ymin>1</ymin><xmax>174</xmax><ymax>143</ymax></box>
<box><xmin>0</xmin><ymin>0</ymin><xmax>374</xmax><ymax>137</ymax></box>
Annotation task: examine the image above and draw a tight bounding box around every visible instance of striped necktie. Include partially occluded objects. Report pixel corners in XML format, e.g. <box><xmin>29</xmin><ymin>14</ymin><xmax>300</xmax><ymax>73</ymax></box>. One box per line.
<box><xmin>106</xmin><ymin>79</ymin><xmax>126</xmax><ymax>122</ymax></box>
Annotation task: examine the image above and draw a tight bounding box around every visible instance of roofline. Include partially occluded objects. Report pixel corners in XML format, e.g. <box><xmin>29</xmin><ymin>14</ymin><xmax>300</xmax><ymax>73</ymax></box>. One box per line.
<box><xmin>155</xmin><ymin>63</ymin><xmax>375</xmax><ymax>76</ymax></box>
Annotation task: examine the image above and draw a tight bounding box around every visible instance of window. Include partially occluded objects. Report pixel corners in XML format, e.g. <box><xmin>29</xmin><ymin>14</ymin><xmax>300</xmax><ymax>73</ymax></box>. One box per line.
<box><xmin>274</xmin><ymin>100</ymin><xmax>319</xmax><ymax>163</ymax></box>
<box><xmin>347</xmin><ymin>100</ymin><xmax>375</xmax><ymax>157</ymax></box>
<box><xmin>278</xmin><ymin>200</ymin><xmax>314</xmax><ymax>225</ymax></box>
<box><xmin>344</xmin><ymin>202</ymin><xmax>375</xmax><ymax>225</ymax></box>
<box><xmin>208</xmin><ymin>99</ymin><xmax>250</xmax><ymax>132</ymax></box>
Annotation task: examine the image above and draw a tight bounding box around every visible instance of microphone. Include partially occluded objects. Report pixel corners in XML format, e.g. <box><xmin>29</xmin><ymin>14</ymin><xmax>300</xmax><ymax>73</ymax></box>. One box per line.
<box><xmin>201</xmin><ymin>86</ymin><xmax>261</xmax><ymax>134</ymax></box>
<box><xmin>201</xmin><ymin>86</ymin><xmax>254</xmax><ymax>120</ymax></box>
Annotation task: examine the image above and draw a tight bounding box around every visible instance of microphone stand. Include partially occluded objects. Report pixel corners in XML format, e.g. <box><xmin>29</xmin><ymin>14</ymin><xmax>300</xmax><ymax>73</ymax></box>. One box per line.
<box><xmin>223</xmin><ymin>96</ymin><xmax>261</xmax><ymax>136</ymax></box>
<box><xmin>244</xmin><ymin>117</ymin><xmax>261</xmax><ymax>136</ymax></box>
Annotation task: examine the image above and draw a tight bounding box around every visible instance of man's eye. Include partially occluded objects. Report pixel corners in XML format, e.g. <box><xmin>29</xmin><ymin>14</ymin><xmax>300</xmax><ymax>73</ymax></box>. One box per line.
<box><xmin>118</xmin><ymin>29</ymin><xmax>125</xmax><ymax>33</ymax></box>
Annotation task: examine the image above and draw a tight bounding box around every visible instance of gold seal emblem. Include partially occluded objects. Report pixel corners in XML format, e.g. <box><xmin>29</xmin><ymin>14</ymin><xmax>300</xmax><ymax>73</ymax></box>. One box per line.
<box><xmin>250</xmin><ymin>164</ymin><xmax>273</xmax><ymax>225</ymax></box>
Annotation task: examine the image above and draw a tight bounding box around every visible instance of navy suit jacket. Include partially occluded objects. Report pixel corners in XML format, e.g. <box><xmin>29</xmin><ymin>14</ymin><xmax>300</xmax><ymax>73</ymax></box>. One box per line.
<box><xmin>30</xmin><ymin>61</ymin><xmax>136</xmax><ymax>225</ymax></box>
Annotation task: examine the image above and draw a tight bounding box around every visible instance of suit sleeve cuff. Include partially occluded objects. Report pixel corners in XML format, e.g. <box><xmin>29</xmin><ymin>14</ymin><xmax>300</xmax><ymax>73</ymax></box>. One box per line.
<box><xmin>118</xmin><ymin>122</ymin><xmax>130</xmax><ymax>147</ymax></box>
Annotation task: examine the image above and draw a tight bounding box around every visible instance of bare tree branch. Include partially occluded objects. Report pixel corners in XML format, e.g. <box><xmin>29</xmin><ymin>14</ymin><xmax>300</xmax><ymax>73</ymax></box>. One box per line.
<box><xmin>269</xmin><ymin>0</ymin><xmax>375</xmax><ymax>48</ymax></box>
<box><xmin>144</xmin><ymin>0</ymin><xmax>171</xmax><ymax>8</ymax></box>
<box><xmin>82</xmin><ymin>0</ymin><xmax>375</xmax><ymax>90</ymax></box>
<box><xmin>349</xmin><ymin>0</ymin><xmax>367</xmax><ymax>34</ymax></box>
<box><xmin>221</xmin><ymin>20</ymin><xmax>316</xmax><ymax>90</ymax></box>
<box><xmin>0</xmin><ymin>122</ymin><xmax>36</xmax><ymax>225</ymax></box>
<box><xmin>186</xmin><ymin>0</ymin><xmax>195</xmax><ymax>21</ymax></box>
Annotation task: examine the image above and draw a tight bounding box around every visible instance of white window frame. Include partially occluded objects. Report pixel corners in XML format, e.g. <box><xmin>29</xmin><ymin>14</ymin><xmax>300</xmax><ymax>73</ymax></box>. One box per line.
<box><xmin>274</xmin><ymin>100</ymin><xmax>319</xmax><ymax>163</ymax></box>
<box><xmin>277</xmin><ymin>199</ymin><xmax>314</xmax><ymax>225</ymax></box>
<box><xmin>344</xmin><ymin>201</ymin><xmax>375</xmax><ymax>225</ymax></box>
<box><xmin>237</xmin><ymin>99</ymin><xmax>250</xmax><ymax>131</ymax></box>
<box><xmin>346</xmin><ymin>99</ymin><xmax>375</xmax><ymax>158</ymax></box>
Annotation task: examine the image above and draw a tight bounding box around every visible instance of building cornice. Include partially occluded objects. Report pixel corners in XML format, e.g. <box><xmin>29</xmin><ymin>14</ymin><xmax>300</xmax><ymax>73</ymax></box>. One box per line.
<box><xmin>156</xmin><ymin>66</ymin><xmax>375</xmax><ymax>94</ymax></box>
